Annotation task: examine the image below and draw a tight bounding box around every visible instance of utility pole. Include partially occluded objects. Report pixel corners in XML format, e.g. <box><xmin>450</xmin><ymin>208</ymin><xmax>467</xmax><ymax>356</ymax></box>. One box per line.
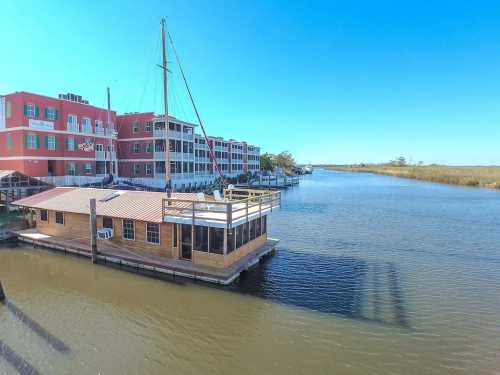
<box><xmin>161</xmin><ymin>18</ymin><xmax>171</xmax><ymax>189</ymax></box>
<box><xmin>89</xmin><ymin>199</ymin><xmax>98</xmax><ymax>263</ymax></box>
<box><xmin>0</xmin><ymin>281</ymin><xmax>5</xmax><ymax>302</ymax></box>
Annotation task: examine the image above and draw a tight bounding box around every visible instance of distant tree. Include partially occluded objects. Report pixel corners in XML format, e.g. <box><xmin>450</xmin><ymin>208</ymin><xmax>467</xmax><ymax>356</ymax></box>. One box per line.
<box><xmin>260</xmin><ymin>153</ymin><xmax>274</xmax><ymax>171</ymax></box>
<box><xmin>273</xmin><ymin>151</ymin><xmax>296</xmax><ymax>172</ymax></box>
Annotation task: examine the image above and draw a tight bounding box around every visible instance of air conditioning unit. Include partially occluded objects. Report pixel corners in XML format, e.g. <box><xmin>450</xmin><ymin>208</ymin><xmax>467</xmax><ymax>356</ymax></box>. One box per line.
<box><xmin>97</xmin><ymin>228</ymin><xmax>113</xmax><ymax>240</ymax></box>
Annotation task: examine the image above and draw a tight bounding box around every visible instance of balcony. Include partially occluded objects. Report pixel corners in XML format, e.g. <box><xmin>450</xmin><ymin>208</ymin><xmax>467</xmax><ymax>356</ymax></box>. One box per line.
<box><xmin>162</xmin><ymin>189</ymin><xmax>281</xmax><ymax>228</ymax></box>
<box><xmin>67</xmin><ymin>123</ymin><xmax>79</xmax><ymax>133</ymax></box>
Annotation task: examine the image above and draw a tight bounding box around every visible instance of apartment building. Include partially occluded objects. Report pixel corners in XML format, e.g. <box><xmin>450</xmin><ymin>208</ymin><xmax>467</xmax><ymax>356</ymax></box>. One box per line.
<box><xmin>0</xmin><ymin>91</ymin><xmax>260</xmax><ymax>190</ymax></box>
<box><xmin>0</xmin><ymin>91</ymin><xmax>117</xmax><ymax>186</ymax></box>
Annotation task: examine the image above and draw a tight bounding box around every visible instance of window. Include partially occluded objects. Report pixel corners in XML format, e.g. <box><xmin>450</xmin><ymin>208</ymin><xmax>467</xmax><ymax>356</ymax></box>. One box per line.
<box><xmin>55</xmin><ymin>211</ymin><xmax>64</xmax><ymax>225</ymax></box>
<box><xmin>194</xmin><ymin>226</ymin><xmax>208</xmax><ymax>252</ymax></box>
<box><xmin>66</xmin><ymin>163</ymin><xmax>77</xmax><ymax>175</ymax></box>
<box><xmin>65</xmin><ymin>137</ymin><xmax>76</xmax><ymax>151</ymax></box>
<box><xmin>40</xmin><ymin>209</ymin><xmax>48</xmax><ymax>221</ymax></box>
<box><xmin>67</xmin><ymin>115</ymin><xmax>78</xmax><ymax>132</ymax></box>
<box><xmin>209</xmin><ymin>227</ymin><xmax>224</xmax><ymax>254</ymax></box>
<box><xmin>26</xmin><ymin>134</ymin><xmax>39</xmax><ymax>149</ymax></box>
<box><xmin>146</xmin><ymin>223</ymin><xmax>160</xmax><ymax>244</ymax></box>
<box><xmin>144</xmin><ymin>121</ymin><xmax>153</xmax><ymax>132</ymax></box>
<box><xmin>7</xmin><ymin>135</ymin><xmax>13</xmax><ymax>150</ymax></box>
<box><xmin>145</xmin><ymin>143</ymin><xmax>153</xmax><ymax>153</ymax></box>
<box><xmin>133</xmin><ymin>143</ymin><xmax>141</xmax><ymax>153</ymax></box>
<box><xmin>133</xmin><ymin>164</ymin><xmax>141</xmax><ymax>176</ymax></box>
<box><xmin>25</xmin><ymin>103</ymin><xmax>36</xmax><ymax>118</ymax></box>
<box><xmin>132</xmin><ymin>121</ymin><xmax>140</xmax><ymax>133</ymax></box>
<box><xmin>83</xmin><ymin>163</ymin><xmax>92</xmax><ymax>174</ymax></box>
<box><xmin>82</xmin><ymin>117</ymin><xmax>92</xmax><ymax>134</ymax></box>
<box><xmin>45</xmin><ymin>107</ymin><xmax>57</xmax><ymax>121</ymax></box>
<box><xmin>95</xmin><ymin>143</ymin><xmax>104</xmax><ymax>152</ymax></box>
<box><xmin>122</xmin><ymin>219</ymin><xmax>135</xmax><ymax>240</ymax></box>
<box><xmin>103</xmin><ymin>217</ymin><xmax>113</xmax><ymax>229</ymax></box>
<box><xmin>95</xmin><ymin>120</ymin><xmax>104</xmax><ymax>134</ymax></box>
<box><xmin>45</xmin><ymin>135</ymin><xmax>57</xmax><ymax>150</ymax></box>
<box><xmin>172</xmin><ymin>223</ymin><xmax>178</xmax><ymax>247</ymax></box>
<box><xmin>145</xmin><ymin>164</ymin><xmax>153</xmax><ymax>175</ymax></box>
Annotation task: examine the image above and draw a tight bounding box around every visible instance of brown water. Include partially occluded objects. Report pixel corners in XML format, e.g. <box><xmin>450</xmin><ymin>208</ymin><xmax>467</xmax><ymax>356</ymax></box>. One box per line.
<box><xmin>1</xmin><ymin>170</ymin><xmax>500</xmax><ymax>374</ymax></box>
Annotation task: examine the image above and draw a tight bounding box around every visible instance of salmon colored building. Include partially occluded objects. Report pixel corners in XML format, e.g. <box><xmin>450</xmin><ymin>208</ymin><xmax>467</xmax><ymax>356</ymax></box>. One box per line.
<box><xmin>0</xmin><ymin>91</ymin><xmax>118</xmax><ymax>186</ymax></box>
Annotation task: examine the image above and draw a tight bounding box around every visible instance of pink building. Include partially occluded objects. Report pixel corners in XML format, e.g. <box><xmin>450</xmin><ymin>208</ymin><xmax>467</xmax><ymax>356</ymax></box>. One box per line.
<box><xmin>0</xmin><ymin>91</ymin><xmax>117</xmax><ymax>185</ymax></box>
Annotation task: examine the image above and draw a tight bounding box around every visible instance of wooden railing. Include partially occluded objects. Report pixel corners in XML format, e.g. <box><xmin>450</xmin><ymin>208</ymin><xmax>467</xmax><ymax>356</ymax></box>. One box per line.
<box><xmin>162</xmin><ymin>189</ymin><xmax>281</xmax><ymax>228</ymax></box>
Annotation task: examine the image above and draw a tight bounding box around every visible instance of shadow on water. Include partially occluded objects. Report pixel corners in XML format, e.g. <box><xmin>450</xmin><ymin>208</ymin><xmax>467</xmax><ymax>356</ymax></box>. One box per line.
<box><xmin>0</xmin><ymin>340</ymin><xmax>41</xmax><ymax>375</ymax></box>
<box><xmin>230</xmin><ymin>249</ymin><xmax>411</xmax><ymax>329</ymax></box>
<box><xmin>4</xmin><ymin>301</ymin><xmax>70</xmax><ymax>353</ymax></box>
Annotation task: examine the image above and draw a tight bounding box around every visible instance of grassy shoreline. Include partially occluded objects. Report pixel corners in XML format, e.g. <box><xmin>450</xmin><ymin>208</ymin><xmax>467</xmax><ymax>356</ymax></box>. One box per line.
<box><xmin>325</xmin><ymin>165</ymin><xmax>500</xmax><ymax>190</ymax></box>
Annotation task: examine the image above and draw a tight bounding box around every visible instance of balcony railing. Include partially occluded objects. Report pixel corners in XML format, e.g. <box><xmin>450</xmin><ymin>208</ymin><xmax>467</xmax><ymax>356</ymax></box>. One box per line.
<box><xmin>162</xmin><ymin>189</ymin><xmax>281</xmax><ymax>229</ymax></box>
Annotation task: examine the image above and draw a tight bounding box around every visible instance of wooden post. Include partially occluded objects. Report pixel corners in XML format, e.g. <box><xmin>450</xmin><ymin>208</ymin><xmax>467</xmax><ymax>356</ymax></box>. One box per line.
<box><xmin>0</xmin><ymin>281</ymin><xmax>5</xmax><ymax>302</ymax></box>
<box><xmin>89</xmin><ymin>198</ymin><xmax>98</xmax><ymax>264</ymax></box>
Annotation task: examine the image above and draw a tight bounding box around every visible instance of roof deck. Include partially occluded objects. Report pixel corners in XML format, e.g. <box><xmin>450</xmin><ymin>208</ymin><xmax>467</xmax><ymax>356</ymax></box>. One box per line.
<box><xmin>162</xmin><ymin>188</ymin><xmax>281</xmax><ymax>228</ymax></box>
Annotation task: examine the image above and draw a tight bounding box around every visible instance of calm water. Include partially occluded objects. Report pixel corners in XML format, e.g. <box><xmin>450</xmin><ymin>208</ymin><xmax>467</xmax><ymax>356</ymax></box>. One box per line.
<box><xmin>1</xmin><ymin>170</ymin><xmax>500</xmax><ymax>374</ymax></box>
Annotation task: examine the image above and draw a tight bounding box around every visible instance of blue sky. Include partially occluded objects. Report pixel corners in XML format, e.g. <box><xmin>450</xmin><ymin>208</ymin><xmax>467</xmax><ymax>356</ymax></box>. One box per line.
<box><xmin>2</xmin><ymin>0</ymin><xmax>500</xmax><ymax>165</ymax></box>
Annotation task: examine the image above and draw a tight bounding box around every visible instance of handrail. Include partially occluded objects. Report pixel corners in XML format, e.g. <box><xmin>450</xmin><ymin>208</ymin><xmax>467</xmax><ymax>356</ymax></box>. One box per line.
<box><xmin>162</xmin><ymin>189</ymin><xmax>281</xmax><ymax>228</ymax></box>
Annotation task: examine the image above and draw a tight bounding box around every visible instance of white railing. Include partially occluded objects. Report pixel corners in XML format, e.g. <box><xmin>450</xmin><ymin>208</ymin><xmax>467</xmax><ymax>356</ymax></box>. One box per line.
<box><xmin>67</xmin><ymin>123</ymin><xmax>79</xmax><ymax>133</ymax></box>
<box><xmin>96</xmin><ymin>151</ymin><xmax>106</xmax><ymax>160</ymax></box>
<box><xmin>37</xmin><ymin>175</ymin><xmax>106</xmax><ymax>186</ymax></box>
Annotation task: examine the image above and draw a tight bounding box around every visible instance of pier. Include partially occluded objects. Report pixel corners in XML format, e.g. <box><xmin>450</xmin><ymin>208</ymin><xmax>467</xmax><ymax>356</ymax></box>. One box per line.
<box><xmin>14</xmin><ymin>229</ymin><xmax>279</xmax><ymax>285</ymax></box>
<box><xmin>238</xmin><ymin>175</ymin><xmax>300</xmax><ymax>189</ymax></box>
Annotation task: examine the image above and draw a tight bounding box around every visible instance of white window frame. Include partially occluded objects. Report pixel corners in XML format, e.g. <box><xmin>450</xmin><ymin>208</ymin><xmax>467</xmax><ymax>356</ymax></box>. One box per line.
<box><xmin>47</xmin><ymin>135</ymin><xmax>56</xmax><ymax>150</ymax></box>
<box><xmin>68</xmin><ymin>114</ymin><xmax>78</xmax><ymax>132</ymax></box>
<box><xmin>145</xmin><ymin>164</ymin><xmax>153</xmax><ymax>175</ymax></box>
<box><xmin>67</xmin><ymin>137</ymin><xmax>76</xmax><ymax>151</ymax></box>
<box><xmin>95</xmin><ymin>143</ymin><xmax>104</xmax><ymax>152</ymax></box>
<box><xmin>133</xmin><ymin>163</ymin><xmax>141</xmax><ymax>176</ymax></box>
<box><xmin>26</xmin><ymin>103</ymin><xmax>36</xmax><ymax>117</ymax></box>
<box><xmin>46</xmin><ymin>107</ymin><xmax>56</xmax><ymax>121</ymax></box>
<box><xmin>95</xmin><ymin>120</ymin><xmax>104</xmax><ymax>134</ymax></box>
<box><xmin>122</xmin><ymin>219</ymin><xmax>135</xmax><ymax>240</ymax></box>
<box><xmin>82</xmin><ymin>117</ymin><xmax>92</xmax><ymax>134</ymax></box>
<box><xmin>133</xmin><ymin>143</ymin><xmax>141</xmax><ymax>153</ymax></box>
<box><xmin>55</xmin><ymin>211</ymin><xmax>64</xmax><ymax>225</ymax></box>
<box><xmin>26</xmin><ymin>134</ymin><xmax>37</xmax><ymax>149</ymax></box>
<box><xmin>83</xmin><ymin>163</ymin><xmax>92</xmax><ymax>174</ymax></box>
<box><xmin>67</xmin><ymin>163</ymin><xmax>77</xmax><ymax>176</ymax></box>
<box><xmin>145</xmin><ymin>222</ymin><xmax>160</xmax><ymax>245</ymax></box>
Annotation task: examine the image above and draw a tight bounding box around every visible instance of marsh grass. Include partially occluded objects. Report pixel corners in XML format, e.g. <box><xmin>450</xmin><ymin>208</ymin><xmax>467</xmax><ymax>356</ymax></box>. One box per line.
<box><xmin>328</xmin><ymin>165</ymin><xmax>500</xmax><ymax>190</ymax></box>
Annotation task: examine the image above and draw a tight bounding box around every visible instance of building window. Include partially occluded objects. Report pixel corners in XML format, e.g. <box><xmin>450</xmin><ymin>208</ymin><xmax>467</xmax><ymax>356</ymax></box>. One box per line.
<box><xmin>133</xmin><ymin>143</ymin><xmax>141</xmax><ymax>153</ymax></box>
<box><xmin>194</xmin><ymin>226</ymin><xmax>208</xmax><ymax>252</ymax></box>
<box><xmin>145</xmin><ymin>143</ymin><xmax>153</xmax><ymax>153</ymax></box>
<box><xmin>132</xmin><ymin>121</ymin><xmax>140</xmax><ymax>133</ymax></box>
<box><xmin>40</xmin><ymin>209</ymin><xmax>48</xmax><ymax>221</ymax></box>
<box><xmin>145</xmin><ymin>164</ymin><xmax>153</xmax><ymax>175</ymax></box>
<box><xmin>82</xmin><ymin>117</ymin><xmax>92</xmax><ymax>134</ymax></box>
<box><xmin>68</xmin><ymin>114</ymin><xmax>78</xmax><ymax>132</ymax></box>
<box><xmin>6</xmin><ymin>135</ymin><xmax>13</xmax><ymax>150</ymax></box>
<box><xmin>66</xmin><ymin>163</ymin><xmax>77</xmax><ymax>176</ymax></box>
<box><xmin>103</xmin><ymin>217</ymin><xmax>113</xmax><ymax>229</ymax></box>
<box><xmin>55</xmin><ymin>211</ymin><xmax>64</xmax><ymax>225</ymax></box>
<box><xmin>26</xmin><ymin>134</ymin><xmax>39</xmax><ymax>149</ymax></box>
<box><xmin>45</xmin><ymin>107</ymin><xmax>57</xmax><ymax>120</ymax></box>
<box><xmin>65</xmin><ymin>137</ymin><xmax>76</xmax><ymax>151</ymax></box>
<box><xmin>133</xmin><ymin>164</ymin><xmax>141</xmax><ymax>176</ymax></box>
<box><xmin>146</xmin><ymin>223</ymin><xmax>160</xmax><ymax>244</ymax></box>
<box><xmin>209</xmin><ymin>227</ymin><xmax>224</xmax><ymax>254</ymax></box>
<box><xmin>83</xmin><ymin>163</ymin><xmax>92</xmax><ymax>174</ymax></box>
<box><xmin>144</xmin><ymin>121</ymin><xmax>153</xmax><ymax>132</ymax></box>
<box><xmin>25</xmin><ymin>103</ymin><xmax>36</xmax><ymax>118</ymax></box>
<box><xmin>122</xmin><ymin>219</ymin><xmax>135</xmax><ymax>240</ymax></box>
<box><xmin>45</xmin><ymin>135</ymin><xmax>57</xmax><ymax>150</ymax></box>
<box><xmin>96</xmin><ymin>143</ymin><xmax>104</xmax><ymax>152</ymax></box>
<box><xmin>95</xmin><ymin>120</ymin><xmax>104</xmax><ymax>134</ymax></box>
<box><xmin>172</xmin><ymin>223</ymin><xmax>178</xmax><ymax>247</ymax></box>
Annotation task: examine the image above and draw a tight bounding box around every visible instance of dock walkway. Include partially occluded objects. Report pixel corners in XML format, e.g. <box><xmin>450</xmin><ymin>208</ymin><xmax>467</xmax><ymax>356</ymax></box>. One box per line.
<box><xmin>14</xmin><ymin>229</ymin><xmax>279</xmax><ymax>285</ymax></box>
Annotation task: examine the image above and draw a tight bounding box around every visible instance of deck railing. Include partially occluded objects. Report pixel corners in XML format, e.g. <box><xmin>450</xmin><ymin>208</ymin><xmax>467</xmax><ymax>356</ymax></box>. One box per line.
<box><xmin>162</xmin><ymin>189</ymin><xmax>281</xmax><ymax>228</ymax></box>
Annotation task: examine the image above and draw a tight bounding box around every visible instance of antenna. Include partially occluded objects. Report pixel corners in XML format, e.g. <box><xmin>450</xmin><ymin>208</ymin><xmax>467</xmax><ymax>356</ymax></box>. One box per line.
<box><xmin>160</xmin><ymin>18</ymin><xmax>171</xmax><ymax>189</ymax></box>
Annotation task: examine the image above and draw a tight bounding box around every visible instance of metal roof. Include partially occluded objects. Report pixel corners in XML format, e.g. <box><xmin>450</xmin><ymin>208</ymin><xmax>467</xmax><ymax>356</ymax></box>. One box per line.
<box><xmin>13</xmin><ymin>187</ymin><xmax>197</xmax><ymax>223</ymax></box>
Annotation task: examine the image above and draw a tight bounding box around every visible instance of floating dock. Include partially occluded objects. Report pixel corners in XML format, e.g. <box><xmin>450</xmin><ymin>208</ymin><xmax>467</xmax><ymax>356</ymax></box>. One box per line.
<box><xmin>238</xmin><ymin>175</ymin><xmax>300</xmax><ymax>189</ymax></box>
<box><xmin>14</xmin><ymin>229</ymin><xmax>279</xmax><ymax>285</ymax></box>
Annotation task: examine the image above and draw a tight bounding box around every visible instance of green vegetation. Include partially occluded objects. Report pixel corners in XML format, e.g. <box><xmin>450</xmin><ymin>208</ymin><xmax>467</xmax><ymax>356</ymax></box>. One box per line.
<box><xmin>260</xmin><ymin>151</ymin><xmax>296</xmax><ymax>175</ymax></box>
<box><xmin>327</xmin><ymin>159</ymin><xmax>500</xmax><ymax>190</ymax></box>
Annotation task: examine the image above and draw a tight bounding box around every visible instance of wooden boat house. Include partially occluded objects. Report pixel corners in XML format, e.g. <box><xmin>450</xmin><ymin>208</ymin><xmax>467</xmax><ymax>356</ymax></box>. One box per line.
<box><xmin>13</xmin><ymin>187</ymin><xmax>280</xmax><ymax>284</ymax></box>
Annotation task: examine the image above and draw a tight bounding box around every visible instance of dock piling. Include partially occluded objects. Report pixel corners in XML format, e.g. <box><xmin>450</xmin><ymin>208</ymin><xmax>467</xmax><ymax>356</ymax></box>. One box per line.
<box><xmin>0</xmin><ymin>281</ymin><xmax>5</xmax><ymax>302</ymax></box>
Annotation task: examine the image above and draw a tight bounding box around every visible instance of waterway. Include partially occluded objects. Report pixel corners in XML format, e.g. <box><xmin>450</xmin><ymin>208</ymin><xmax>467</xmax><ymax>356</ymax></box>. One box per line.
<box><xmin>1</xmin><ymin>169</ymin><xmax>500</xmax><ymax>374</ymax></box>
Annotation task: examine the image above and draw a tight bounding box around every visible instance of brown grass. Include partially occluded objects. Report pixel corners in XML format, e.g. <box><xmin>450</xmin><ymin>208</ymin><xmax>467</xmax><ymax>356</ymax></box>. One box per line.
<box><xmin>327</xmin><ymin>165</ymin><xmax>500</xmax><ymax>190</ymax></box>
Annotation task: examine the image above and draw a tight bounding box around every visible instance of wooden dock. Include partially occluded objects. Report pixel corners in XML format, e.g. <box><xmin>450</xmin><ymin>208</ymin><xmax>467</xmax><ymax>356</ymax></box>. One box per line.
<box><xmin>238</xmin><ymin>175</ymin><xmax>300</xmax><ymax>189</ymax></box>
<box><xmin>14</xmin><ymin>229</ymin><xmax>279</xmax><ymax>285</ymax></box>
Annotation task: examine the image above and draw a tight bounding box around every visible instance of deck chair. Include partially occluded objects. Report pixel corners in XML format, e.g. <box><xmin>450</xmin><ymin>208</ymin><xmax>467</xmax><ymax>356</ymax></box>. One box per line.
<box><xmin>196</xmin><ymin>192</ymin><xmax>211</xmax><ymax>210</ymax></box>
<box><xmin>213</xmin><ymin>190</ymin><xmax>224</xmax><ymax>202</ymax></box>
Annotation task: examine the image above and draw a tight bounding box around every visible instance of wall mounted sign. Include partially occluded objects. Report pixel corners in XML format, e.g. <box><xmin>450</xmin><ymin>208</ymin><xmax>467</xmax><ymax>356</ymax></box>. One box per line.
<box><xmin>29</xmin><ymin>119</ymin><xmax>55</xmax><ymax>131</ymax></box>
<box><xmin>78</xmin><ymin>141</ymin><xmax>94</xmax><ymax>152</ymax></box>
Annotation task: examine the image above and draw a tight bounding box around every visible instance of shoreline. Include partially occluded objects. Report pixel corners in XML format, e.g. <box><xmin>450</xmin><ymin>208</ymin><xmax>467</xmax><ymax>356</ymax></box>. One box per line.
<box><xmin>325</xmin><ymin>165</ymin><xmax>500</xmax><ymax>190</ymax></box>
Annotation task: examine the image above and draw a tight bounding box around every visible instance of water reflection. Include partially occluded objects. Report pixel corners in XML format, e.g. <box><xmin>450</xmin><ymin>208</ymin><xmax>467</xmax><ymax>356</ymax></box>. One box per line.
<box><xmin>232</xmin><ymin>249</ymin><xmax>411</xmax><ymax>328</ymax></box>
<box><xmin>0</xmin><ymin>340</ymin><xmax>41</xmax><ymax>375</ymax></box>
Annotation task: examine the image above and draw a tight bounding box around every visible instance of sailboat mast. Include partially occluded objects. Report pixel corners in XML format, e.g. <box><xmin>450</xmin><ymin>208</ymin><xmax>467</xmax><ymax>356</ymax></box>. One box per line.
<box><xmin>161</xmin><ymin>18</ymin><xmax>171</xmax><ymax>188</ymax></box>
<box><xmin>106</xmin><ymin>87</ymin><xmax>111</xmax><ymax>176</ymax></box>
